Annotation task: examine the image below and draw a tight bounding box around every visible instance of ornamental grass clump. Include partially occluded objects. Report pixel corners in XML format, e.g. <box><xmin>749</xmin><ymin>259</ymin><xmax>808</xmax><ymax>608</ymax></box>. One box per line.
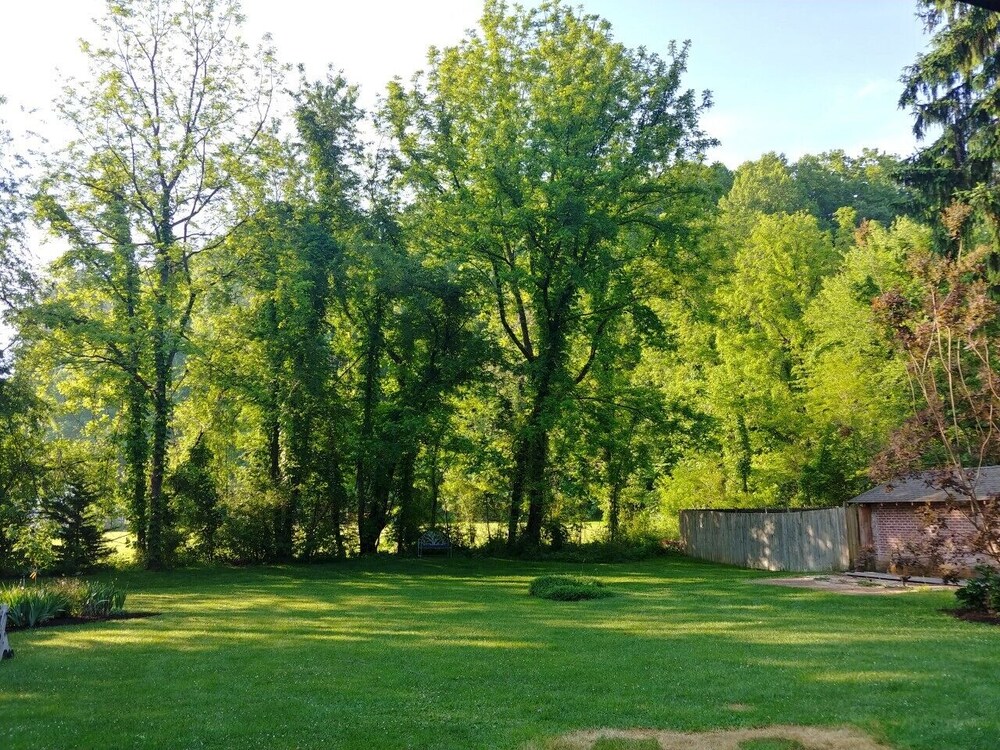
<box><xmin>529</xmin><ymin>575</ymin><xmax>613</xmax><ymax>601</ymax></box>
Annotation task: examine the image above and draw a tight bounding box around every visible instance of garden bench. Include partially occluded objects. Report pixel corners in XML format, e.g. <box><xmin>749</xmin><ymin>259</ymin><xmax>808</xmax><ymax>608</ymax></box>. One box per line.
<box><xmin>417</xmin><ymin>529</ymin><xmax>452</xmax><ymax>557</ymax></box>
<box><xmin>0</xmin><ymin>604</ymin><xmax>11</xmax><ymax>660</ymax></box>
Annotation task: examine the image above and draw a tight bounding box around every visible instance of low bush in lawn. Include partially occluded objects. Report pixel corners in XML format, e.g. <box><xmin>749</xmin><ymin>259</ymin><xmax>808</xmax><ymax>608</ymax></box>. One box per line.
<box><xmin>955</xmin><ymin>564</ymin><xmax>1000</xmax><ymax>613</ymax></box>
<box><xmin>529</xmin><ymin>575</ymin><xmax>613</xmax><ymax>601</ymax></box>
<box><xmin>1</xmin><ymin>578</ymin><xmax>127</xmax><ymax>628</ymax></box>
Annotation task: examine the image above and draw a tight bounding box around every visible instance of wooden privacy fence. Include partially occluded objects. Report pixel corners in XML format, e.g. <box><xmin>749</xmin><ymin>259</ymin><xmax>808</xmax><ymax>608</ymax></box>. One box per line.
<box><xmin>680</xmin><ymin>507</ymin><xmax>852</xmax><ymax>572</ymax></box>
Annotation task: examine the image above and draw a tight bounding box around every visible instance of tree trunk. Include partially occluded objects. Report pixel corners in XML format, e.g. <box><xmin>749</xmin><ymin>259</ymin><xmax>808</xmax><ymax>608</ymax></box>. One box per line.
<box><xmin>356</xmin><ymin>299</ymin><xmax>384</xmax><ymax>554</ymax></box>
<box><xmin>274</xmin><ymin>487</ymin><xmax>297</xmax><ymax>561</ymax></box>
<box><xmin>266</xmin><ymin>391</ymin><xmax>281</xmax><ymax>486</ymax></box>
<box><xmin>736</xmin><ymin>413</ymin><xmax>752</xmax><ymax>494</ymax></box>
<box><xmin>521</xmin><ymin>422</ymin><xmax>549</xmax><ymax>546</ymax></box>
<box><xmin>275</xmin><ymin>408</ymin><xmax>310</xmax><ymax>561</ymax></box>
<box><xmin>395</xmin><ymin>450</ymin><xmax>418</xmax><ymax>554</ymax></box>
<box><xmin>360</xmin><ymin>464</ymin><xmax>395</xmax><ymax>554</ymax></box>
<box><xmin>114</xmin><ymin>203</ymin><xmax>149</xmax><ymax>558</ymax></box>
<box><xmin>146</xmin><ymin>346</ymin><xmax>170</xmax><ymax>570</ymax></box>
<box><xmin>146</xmin><ymin>214</ymin><xmax>177</xmax><ymax>570</ymax></box>
<box><xmin>124</xmin><ymin>378</ymin><xmax>148</xmax><ymax>556</ymax></box>
<box><xmin>358</xmin><ymin>511</ymin><xmax>385</xmax><ymax>555</ymax></box>
<box><xmin>329</xmin><ymin>458</ymin><xmax>347</xmax><ymax>558</ymax></box>
<box><xmin>519</xmin><ymin>329</ymin><xmax>562</xmax><ymax>547</ymax></box>
<box><xmin>429</xmin><ymin>442</ymin><xmax>441</xmax><ymax>530</ymax></box>
<box><xmin>507</xmin><ymin>437</ymin><xmax>526</xmax><ymax>549</ymax></box>
<box><xmin>123</xmin><ymin>278</ymin><xmax>148</xmax><ymax>557</ymax></box>
<box><xmin>606</xmin><ymin>445</ymin><xmax>622</xmax><ymax>542</ymax></box>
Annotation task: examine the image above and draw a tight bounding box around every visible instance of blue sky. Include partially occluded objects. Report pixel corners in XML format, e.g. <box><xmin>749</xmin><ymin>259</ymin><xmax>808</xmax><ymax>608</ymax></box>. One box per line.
<box><xmin>580</xmin><ymin>0</ymin><xmax>929</xmax><ymax>165</ymax></box>
<box><xmin>1</xmin><ymin>0</ymin><xmax>930</xmax><ymax>167</ymax></box>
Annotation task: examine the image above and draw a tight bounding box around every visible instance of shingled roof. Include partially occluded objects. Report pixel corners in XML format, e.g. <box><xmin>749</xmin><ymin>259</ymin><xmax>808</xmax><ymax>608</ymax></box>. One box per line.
<box><xmin>848</xmin><ymin>466</ymin><xmax>1000</xmax><ymax>505</ymax></box>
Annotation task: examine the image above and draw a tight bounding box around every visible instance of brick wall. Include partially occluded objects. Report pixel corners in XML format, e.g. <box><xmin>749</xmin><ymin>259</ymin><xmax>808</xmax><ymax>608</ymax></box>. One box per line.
<box><xmin>872</xmin><ymin>503</ymin><xmax>981</xmax><ymax>572</ymax></box>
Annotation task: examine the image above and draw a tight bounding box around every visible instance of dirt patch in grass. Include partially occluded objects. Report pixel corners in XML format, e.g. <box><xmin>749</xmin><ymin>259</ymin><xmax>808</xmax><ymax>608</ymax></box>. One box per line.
<box><xmin>944</xmin><ymin>607</ymin><xmax>1000</xmax><ymax>626</ymax></box>
<box><xmin>8</xmin><ymin>612</ymin><xmax>160</xmax><ymax>632</ymax></box>
<box><xmin>535</xmin><ymin>725</ymin><xmax>892</xmax><ymax>750</ymax></box>
<box><xmin>754</xmin><ymin>575</ymin><xmax>947</xmax><ymax>595</ymax></box>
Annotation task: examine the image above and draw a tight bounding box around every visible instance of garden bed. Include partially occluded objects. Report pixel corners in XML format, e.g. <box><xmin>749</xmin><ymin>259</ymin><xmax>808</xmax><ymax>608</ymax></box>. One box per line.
<box><xmin>1</xmin><ymin>578</ymin><xmax>131</xmax><ymax>631</ymax></box>
<box><xmin>7</xmin><ymin>611</ymin><xmax>158</xmax><ymax>632</ymax></box>
<box><xmin>945</xmin><ymin>607</ymin><xmax>1000</xmax><ymax>626</ymax></box>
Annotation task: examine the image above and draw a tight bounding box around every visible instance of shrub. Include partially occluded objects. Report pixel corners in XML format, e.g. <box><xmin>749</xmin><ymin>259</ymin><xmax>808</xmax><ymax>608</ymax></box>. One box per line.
<box><xmin>0</xmin><ymin>578</ymin><xmax>127</xmax><ymax>628</ymax></box>
<box><xmin>955</xmin><ymin>564</ymin><xmax>1000</xmax><ymax>613</ymax></box>
<box><xmin>853</xmin><ymin>544</ymin><xmax>876</xmax><ymax>572</ymax></box>
<box><xmin>168</xmin><ymin>439</ymin><xmax>223</xmax><ymax>560</ymax></box>
<box><xmin>215</xmin><ymin>488</ymin><xmax>282</xmax><ymax>564</ymax></box>
<box><xmin>529</xmin><ymin>575</ymin><xmax>613</xmax><ymax>601</ymax></box>
<box><xmin>659</xmin><ymin>538</ymin><xmax>685</xmax><ymax>554</ymax></box>
<box><xmin>10</xmin><ymin>518</ymin><xmax>60</xmax><ymax>576</ymax></box>
<box><xmin>519</xmin><ymin>534</ymin><xmax>673</xmax><ymax>564</ymax></box>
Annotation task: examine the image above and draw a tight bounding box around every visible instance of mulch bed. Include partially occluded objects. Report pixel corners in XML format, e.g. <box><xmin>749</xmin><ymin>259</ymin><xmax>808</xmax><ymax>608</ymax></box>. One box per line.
<box><xmin>944</xmin><ymin>608</ymin><xmax>1000</xmax><ymax>626</ymax></box>
<box><xmin>8</xmin><ymin>612</ymin><xmax>160</xmax><ymax>632</ymax></box>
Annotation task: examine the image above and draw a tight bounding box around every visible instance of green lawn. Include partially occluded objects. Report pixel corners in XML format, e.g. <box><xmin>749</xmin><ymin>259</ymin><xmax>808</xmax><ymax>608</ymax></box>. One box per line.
<box><xmin>1</xmin><ymin>556</ymin><xmax>997</xmax><ymax>749</ymax></box>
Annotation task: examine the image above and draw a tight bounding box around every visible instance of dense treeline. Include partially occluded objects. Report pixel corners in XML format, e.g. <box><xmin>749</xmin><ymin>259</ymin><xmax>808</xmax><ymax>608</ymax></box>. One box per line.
<box><xmin>1</xmin><ymin>0</ymin><xmax>998</xmax><ymax>572</ymax></box>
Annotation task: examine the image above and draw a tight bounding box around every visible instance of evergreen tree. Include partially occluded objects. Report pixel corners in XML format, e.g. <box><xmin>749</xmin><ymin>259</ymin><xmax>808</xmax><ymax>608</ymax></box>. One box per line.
<box><xmin>44</xmin><ymin>479</ymin><xmax>109</xmax><ymax>573</ymax></box>
<box><xmin>900</xmin><ymin>1</ymin><xmax>1000</xmax><ymax>254</ymax></box>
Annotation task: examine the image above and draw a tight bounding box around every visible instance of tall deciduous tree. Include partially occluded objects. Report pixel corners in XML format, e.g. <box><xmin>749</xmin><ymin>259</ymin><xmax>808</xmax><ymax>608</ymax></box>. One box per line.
<box><xmin>0</xmin><ymin>96</ymin><xmax>33</xmax><ymax>316</ymax></box>
<box><xmin>718</xmin><ymin>153</ymin><xmax>806</xmax><ymax>239</ymax></box>
<box><xmin>710</xmin><ymin>211</ymin><xmax>838</xmax><ymax>504</ymax></box>
<box><xmin>792</xmin><ymin>149</ymin><xmax>912</xmax><ymax>229</ymax></box>
<box><xmin>194</xmin><ymin>69</ymin><xmax>481</xmax><ymax>559</ymax></box>
<box><xmin>33</xmin><ymin>0</ymin><xmax>278</xmax><ymax>568</ymax></box>
<box><xmin>799</xmin><ymin>219</ymin><xmax>916</xmax><ymax>503</ymax></box>
<box><xmin>386</xmin><ymin>0</ymin><xmax>714</xmax><ymax>547</ymax></box>
<box><xmin>0</xmin><ymin>95</ymin><xmax>45</xmax><ymax>574</ymax></box>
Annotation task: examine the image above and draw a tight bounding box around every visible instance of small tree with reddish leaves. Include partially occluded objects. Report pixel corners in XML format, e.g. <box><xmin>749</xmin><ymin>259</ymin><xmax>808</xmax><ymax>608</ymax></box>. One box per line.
<box><xmin>872</xmin><ymin>242</ymin><xmax>1000</xmax><ymax>569</ymax></box>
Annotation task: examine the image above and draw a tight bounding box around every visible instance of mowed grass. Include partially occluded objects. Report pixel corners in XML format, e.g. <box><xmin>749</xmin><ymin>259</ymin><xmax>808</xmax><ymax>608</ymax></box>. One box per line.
<box><xmin>1</xmin><ymin>556</ymin><xmax>998</xmax><ymax>750</ymax></box>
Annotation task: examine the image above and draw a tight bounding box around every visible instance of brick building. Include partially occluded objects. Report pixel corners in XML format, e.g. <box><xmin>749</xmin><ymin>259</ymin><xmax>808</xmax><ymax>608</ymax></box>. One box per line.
<box><xmin>847</xmin><ymin>467</ymin><xmax>1000</xmax><ymax>574</ymax></box>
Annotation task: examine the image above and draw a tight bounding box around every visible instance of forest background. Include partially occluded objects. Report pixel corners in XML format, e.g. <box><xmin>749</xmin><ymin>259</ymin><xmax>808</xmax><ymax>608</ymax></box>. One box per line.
<box><xmin>1</xmin><ymin>0</ymin><xmax>998</xmax><ymax>572</ymax></box>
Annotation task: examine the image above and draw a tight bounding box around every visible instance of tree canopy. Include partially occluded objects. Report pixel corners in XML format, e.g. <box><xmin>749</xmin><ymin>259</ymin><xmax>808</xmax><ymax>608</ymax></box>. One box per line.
<box><xmin>0</xmin><ymin>0</ymin><xmax>995</xmax><ymax>571</ymax></box>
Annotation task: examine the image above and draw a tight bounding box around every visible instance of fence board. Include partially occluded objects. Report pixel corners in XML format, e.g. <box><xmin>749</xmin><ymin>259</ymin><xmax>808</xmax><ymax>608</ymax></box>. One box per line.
<box><xmin>679</xmin><ymin>507</ymin><xmax>850</xmax><ymax>572</ymax></box>
<box><xmin>845</xmin><ymin>504</ymin><xmax>860</xmax><ymax>570</ymax></box>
